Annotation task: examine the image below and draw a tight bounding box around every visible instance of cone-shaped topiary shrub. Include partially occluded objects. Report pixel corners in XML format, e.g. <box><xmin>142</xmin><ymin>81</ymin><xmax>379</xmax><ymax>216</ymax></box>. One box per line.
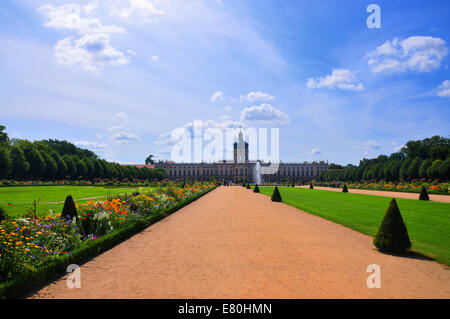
<box><xmin>271</xmin><ymin>186</ymin><xmax>282</xmax><ymax>202</ymax></box>
<box><xmin>0</xmin><ymin>206</ymin><xmax>8</xmax><ymax>222</ymax></box>
<box><xmin>373</xmin><ymin>198</ymin><xmax>411</xmax><ymax>254</ymax></box>
<box><xmin>246</xmin><ymin>183</ymin><xmax>251</xmax><ymax>189</ymax></box>
<box><xmin>342</xmin><ymin>184</ymin><xmax>348</xmax><ymax>192</ymax></box>
<box><xmin>419</xmin><ymin>186</ymin><xmax>429</xmax><ymax>201</ymax></box>
<box><xmin>61</xmin><ymin>195</ymin><xmax>78</xmax><ymax>220</ymax></box>
<box><xmin>291</xmin><ymin>181</ymin><xmax>295</xmax><ymax>187</ymax></box>
<box><xmin>254</xmin><ymin>184</ymin><xmax>260</xmax><ymax>193</ymax></box>
<box><xmin>309</xmin><ymin>183</ymin><xmax>314</xmax><ymax>189</ymax></box>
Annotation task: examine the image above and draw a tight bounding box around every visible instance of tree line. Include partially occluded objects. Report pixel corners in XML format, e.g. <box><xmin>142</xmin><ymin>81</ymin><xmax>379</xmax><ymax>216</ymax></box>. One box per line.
<box><xmin>320</xmin><ymin>135</ymin><xmax>450</xmax><ymax>182</ymax></box>
<box><xmin>0</xmin><ymin>126</ymin><xmax>166</xmax><ymax>181</ymax></box>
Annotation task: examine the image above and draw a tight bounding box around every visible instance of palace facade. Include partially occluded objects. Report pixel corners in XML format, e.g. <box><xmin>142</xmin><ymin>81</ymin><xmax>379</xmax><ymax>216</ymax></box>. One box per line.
<box><xmin>154</xmin><ymin>130</ymin><xmax>328</xmax><ymax>183</ymax></box>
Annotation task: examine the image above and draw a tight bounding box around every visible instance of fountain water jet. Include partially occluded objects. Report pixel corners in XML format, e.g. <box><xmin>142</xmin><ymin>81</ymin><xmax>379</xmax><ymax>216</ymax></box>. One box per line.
<box><xmin>255</xmin><ymin>161</ymin><xmax>262</xmax><ymax>185</ymax></box>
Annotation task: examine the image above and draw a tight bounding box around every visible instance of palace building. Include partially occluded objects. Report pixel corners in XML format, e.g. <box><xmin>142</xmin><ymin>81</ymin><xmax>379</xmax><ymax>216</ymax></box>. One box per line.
<box><xmin>154</xmin><ymin>129</ymin><xmax>328</xmax><ymax>183</ymax></box>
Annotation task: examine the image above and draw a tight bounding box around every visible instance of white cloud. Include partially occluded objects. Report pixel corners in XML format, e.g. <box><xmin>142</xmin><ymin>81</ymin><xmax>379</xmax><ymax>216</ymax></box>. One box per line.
<box><xmin>40</xmin><ymin>4</ymin><xmax>125</xmax><ymax>35</ymax></box>
<box><xmin>74</xmin><ymin>141</ymin><xmax>107</xmax><ymax>150</ymax></box>
<box><xmin>306</xmin><ymin>69</ymin><xmax>364</xmax><ymax>91</ymax></box>
<box><xmin>108</xmin><ymin>125</ymin><xmax>126</xmax><ymax>131</ymax></box>
<box><xmin>240</xmin><ymin>91</ymin><xmax>274</xmax><ymax>102</ymax></box>
<box><xmin>392</xmin><ymin>141</ymin><xmax>404</xmax><ymax>152</ymax></box>
<box><xmin>154</xmin><ymin>119</ymin><xmax>242</xmax><ymax>157</ymax></box>
<box><xmin>367</xmin><ymin>36</ymin><xmax>448</xmax><ymax>73</ymax></box>
<box><xmin>224</xmin><ymin>105</ymin><xmax>232</xmax><ymax>112</ymax></box>
<box><xmin>437</xmin><ymin>80</ymin><xmax>450</xmax><ymax>97</ymax></box>
<box><xmin>310</xmin><ymin>148</ymin><xmax>321</xmax><ymax>155</ymax></box>
<box><xmin>115</xmin><ymin>112</ymin><xmax>128</xmax><ymax>120</ymax></box>
<box><xmin>240</xmin><ymin>103</ymin><xmax>289</xmax><ymax>124</ymax></box>
<box><xmin>110</xmin><ymin>0</ymin><xmax>164</xmax><ymax>22</ymax></box>
<box><xmin>356</xmin><ymin>140</ymin><xmax>380</xmax><ymax>151</ymax></box>
<box><xmin>151</xmin><ymin>55</ymin><xmax>159</xmax><ymax>60</ymax></box>
<box><xmin>184</xmin><ymin>119</ymin><xmax>242</xmax><ymax>132</ymax></box>
<box><xmin>83</xmin><ymin>3</ymin><xmax>98</xmax><ymax>16</ymax></box>
<box><xmin>40</xmin><ymin>4</ymin><xmax>131</xmax><ymax>72</ymax></box>
<box><xmin>54</xmin><ymin>34</ymin><xmax>130</xmax><ymax>71</ymax></box>
<box><xmin>111</xmin><ymin>131</ymin><xmax>141</xmax><ymax>143</ymax></box>
<box><xmin>210</xmin><ymin>91</ymin><xmax>224</xmax><ymax>102</ymax></box>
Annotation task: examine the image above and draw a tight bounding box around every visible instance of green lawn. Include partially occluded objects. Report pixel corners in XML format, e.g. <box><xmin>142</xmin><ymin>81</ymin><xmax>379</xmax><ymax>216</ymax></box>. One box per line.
<box><xmin>0</xmin><ymin>186</ymin><xmax>147</xmax><ymax>217</ymax></box>
<box><xmin>258</xmin><ymin>186</ymin><xmax>450</xmax><ymax>266</ymax></box>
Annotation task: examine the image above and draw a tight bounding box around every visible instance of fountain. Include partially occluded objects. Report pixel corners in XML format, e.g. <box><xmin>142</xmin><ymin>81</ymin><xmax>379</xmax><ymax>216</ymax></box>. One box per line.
<box><xmin>255</xmin><ymin>161</ymin><xmax>262</xmax><ymax>185</ymax></box>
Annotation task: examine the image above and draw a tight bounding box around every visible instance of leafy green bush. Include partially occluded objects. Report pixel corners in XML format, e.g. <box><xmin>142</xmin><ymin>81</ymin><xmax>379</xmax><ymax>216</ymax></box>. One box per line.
<box><xmin>253</xmin><ymin>184</ymin><xmax>260</xmax><ymax>193</ymax></box>
<box><xmin>419</xmin><ymin>186</ymin><xmax>429</xmax><ymax>201</ymax></box>
<box><xmin>61</xmin><ymin>195</ymin><xmax>78</xmax><ymax>220</ymax></box>
<box><xmin>373</xmin><ymin>198</ymin><xmax>411</xmax><ymax>254</ymax></box>
<box><xmin>271</xmin><ymin>186</ymin><xmax>282</xmax><ymax>202</ymax></box>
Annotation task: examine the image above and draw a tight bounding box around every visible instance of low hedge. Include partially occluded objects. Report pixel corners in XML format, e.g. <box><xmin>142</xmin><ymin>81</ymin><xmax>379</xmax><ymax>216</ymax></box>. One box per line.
<box><xmin>0</xmin><ymin>186</ymin><xmax>216</xmax><ymax>299</ymax></box>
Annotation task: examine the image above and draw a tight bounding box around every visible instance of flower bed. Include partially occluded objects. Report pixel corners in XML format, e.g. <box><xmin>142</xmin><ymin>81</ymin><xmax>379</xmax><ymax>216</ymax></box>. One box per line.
<box><xmin>0</xmin><ymin>182</ymin><xmax>216</xmax><ymax>298</ymax></box>
<box><xmin>315</xmin><ymin>181</ymin><xmax>449</xmax><ymax>195</ymax></box>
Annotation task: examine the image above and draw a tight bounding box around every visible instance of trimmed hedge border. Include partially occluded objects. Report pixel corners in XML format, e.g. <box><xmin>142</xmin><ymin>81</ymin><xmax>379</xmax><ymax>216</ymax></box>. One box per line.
<box><xmin>0</xmin><ymin>186</ymin><xmax>216</xmax><ymax>299</ymax></box>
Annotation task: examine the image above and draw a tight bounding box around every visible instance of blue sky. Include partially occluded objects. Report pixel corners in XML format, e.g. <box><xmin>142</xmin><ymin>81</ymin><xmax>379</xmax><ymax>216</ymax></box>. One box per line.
<box><xmin>1</xmin><ymin>0</ymin><xmax>449</xmax><ymax>165</ymax></box>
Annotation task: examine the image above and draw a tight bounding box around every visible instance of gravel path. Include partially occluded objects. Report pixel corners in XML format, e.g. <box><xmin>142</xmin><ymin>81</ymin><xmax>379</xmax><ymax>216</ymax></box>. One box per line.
<box><xmin>30</xmin><ymin>186</ymin><xmax>450</xmax><ymax>299</ymax></box>
<box><xmin>297</xmin><ymin>186</ymin><xmax>450</xmax><ymax>203</ymax></box>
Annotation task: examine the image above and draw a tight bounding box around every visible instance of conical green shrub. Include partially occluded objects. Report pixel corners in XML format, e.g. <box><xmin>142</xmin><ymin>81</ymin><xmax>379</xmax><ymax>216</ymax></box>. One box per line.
<box><xmin>373</xmin><ymin>198</ymin><xmax>411</xmax><ymax>254</ymax></box>
<box><xmin>61</xmin><ymin>195</ymin><xmax>78</xmax><ymax>220</ymax></box>
<box><xmin>309</xmin><ymin>183</ymin><xmax>314</xmax><ymax>189</ymax></box>
<box><xmin>0</xmin><ymin>206</ymin><xmax>8</xmax><ymax>222</ymax></box>
<box><xmin>291</xmin><ymin>181</ymin><xmax>295</xmax><ymax>187</ymax></box>
<box><xmin>342</xmin><ymin>184</ymin><xmax>348</xmax><ymax>192</ymax></box>
<box><xmin>254</xmin><ymin>184</ymin><xmax>260</xmax><ymax>193</ymax></box>
<box><xmin>271</xmin><ymin>186</ymin><xmax>282</xmax><ymax>202</ymax></box>
<box><xmin>246</xmin><ymin>183</ymin><xmax>251</xmax><ymax>189</ymax></box>
<box><xmin>419</xmin><ymin>186</ymin><xmax>429</xmax><ymax>201</ymax></box>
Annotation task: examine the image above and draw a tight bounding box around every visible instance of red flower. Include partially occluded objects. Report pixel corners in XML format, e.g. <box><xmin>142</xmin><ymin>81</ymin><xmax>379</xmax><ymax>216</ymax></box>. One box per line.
<box><xmin>7</xmin><ymin>203</ymin><xmax>11</xmax><ymax>205</ymax></box>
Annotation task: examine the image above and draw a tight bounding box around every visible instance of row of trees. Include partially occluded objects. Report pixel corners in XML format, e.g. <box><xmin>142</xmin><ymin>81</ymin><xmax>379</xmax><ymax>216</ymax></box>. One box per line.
<box><xmin>321</xmin><ymin>136</ymin><xmax>450</xmax><ymax>182</ymax></box>
<box><xmin>0</xmin><ymin>126</ymin><xmax>166</xmax><ymax>181</ymax></box>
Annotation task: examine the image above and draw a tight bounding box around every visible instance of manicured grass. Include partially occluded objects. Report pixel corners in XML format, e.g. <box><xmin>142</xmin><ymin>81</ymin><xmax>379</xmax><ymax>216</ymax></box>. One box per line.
<box><xmin>258</xmin><ymin>186</ymin><xmax>450</xmax><ymax>265</ymax></box>
<box><xmin>0</xmin><ymin>186</ymin><xmax>148</xmax><ymax>217</ymax></box>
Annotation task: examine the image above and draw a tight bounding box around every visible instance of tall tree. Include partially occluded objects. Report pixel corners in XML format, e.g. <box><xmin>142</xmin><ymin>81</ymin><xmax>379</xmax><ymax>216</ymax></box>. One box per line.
<box><xmin>418</xmin><ymin>159</ymin><xmax>432</xmax><ymax>179</ymax></box>
<box><xmin>0</xmin><ymin>147</ymin><xmax>12</xmax><ymax>179</ymax></box>
<box><xmin>63</xmin><ymin>155</ymin><xmax>77</xmax><ymax>179</ymax></box>
<box><xmin>83</xmin><ymin>158</ymin><xmax>95</xmax><ymax>179</ymax></box>
<box><xmin>74</xmin><ymin>157</ymin><xmax>87</xmax><ymax>179</ymax></box>
<box><xmin>407</xmin><ymin>157</ymin><xmax>422</xmax><ymax>180</ymax></box>
<box><xmin>390</xmin><ymin>160</ymin><xmax>402</xmax><ymax>181</ymax></box>
<box><xmin>399</xmin><ymin>158</ymin><xmax>412</xmax><ymax>181</ymax></box>
<box><xmin>145</xmin><ymin>155</ymin><xmax>155</xmax><ymax>165</ymax></box>
<box><xmin>427</xmin><ymin>160</ymin><xmax>443</xmax><ymax>180</ymax></box>
<box><xmin>51</xmin><ymin>152</ymin><xmax>68</xmax><ymax>179</ymax></box>
<box><xmin>41</xmin><ymin>150</ymin><xmax>58</xmax><ymax>179</ymax></box>
<box><xmin>0</xmin><ymin>126</ymin><xmax>9</xmax><ymax>146</ymax></box>
<box><xmin>10</xmin><ymin>145</ymin><xmax>29</xmax><ymax>179</ymax></box>
<box><xmin>24</xmin><ymin>146</ymin><xmax>46</xmax><ymax>179</ymax></box>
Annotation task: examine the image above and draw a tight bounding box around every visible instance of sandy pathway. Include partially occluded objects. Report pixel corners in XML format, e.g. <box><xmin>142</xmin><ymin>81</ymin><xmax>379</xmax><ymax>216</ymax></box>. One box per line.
<box><xmin>298</xmin><ymin>185</ymin><xmax>450</xmax><ymax>203</ymax></box>
<box><xmin>30</xmin><ymin>186</ymin><xmax>450</xmax><ymax>299</ymax></box>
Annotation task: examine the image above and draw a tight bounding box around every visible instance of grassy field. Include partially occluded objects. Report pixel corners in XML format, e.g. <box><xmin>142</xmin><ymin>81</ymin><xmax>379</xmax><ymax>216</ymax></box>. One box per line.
<box><xmin>258</xmin><ymin>186</ymin><xmax>450</xmax><ymax>266</ymax></box>
<box><xmin>0</xmin><ymin>186</ymin><xmax>146</xmax><ymax>217</ymax></box>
